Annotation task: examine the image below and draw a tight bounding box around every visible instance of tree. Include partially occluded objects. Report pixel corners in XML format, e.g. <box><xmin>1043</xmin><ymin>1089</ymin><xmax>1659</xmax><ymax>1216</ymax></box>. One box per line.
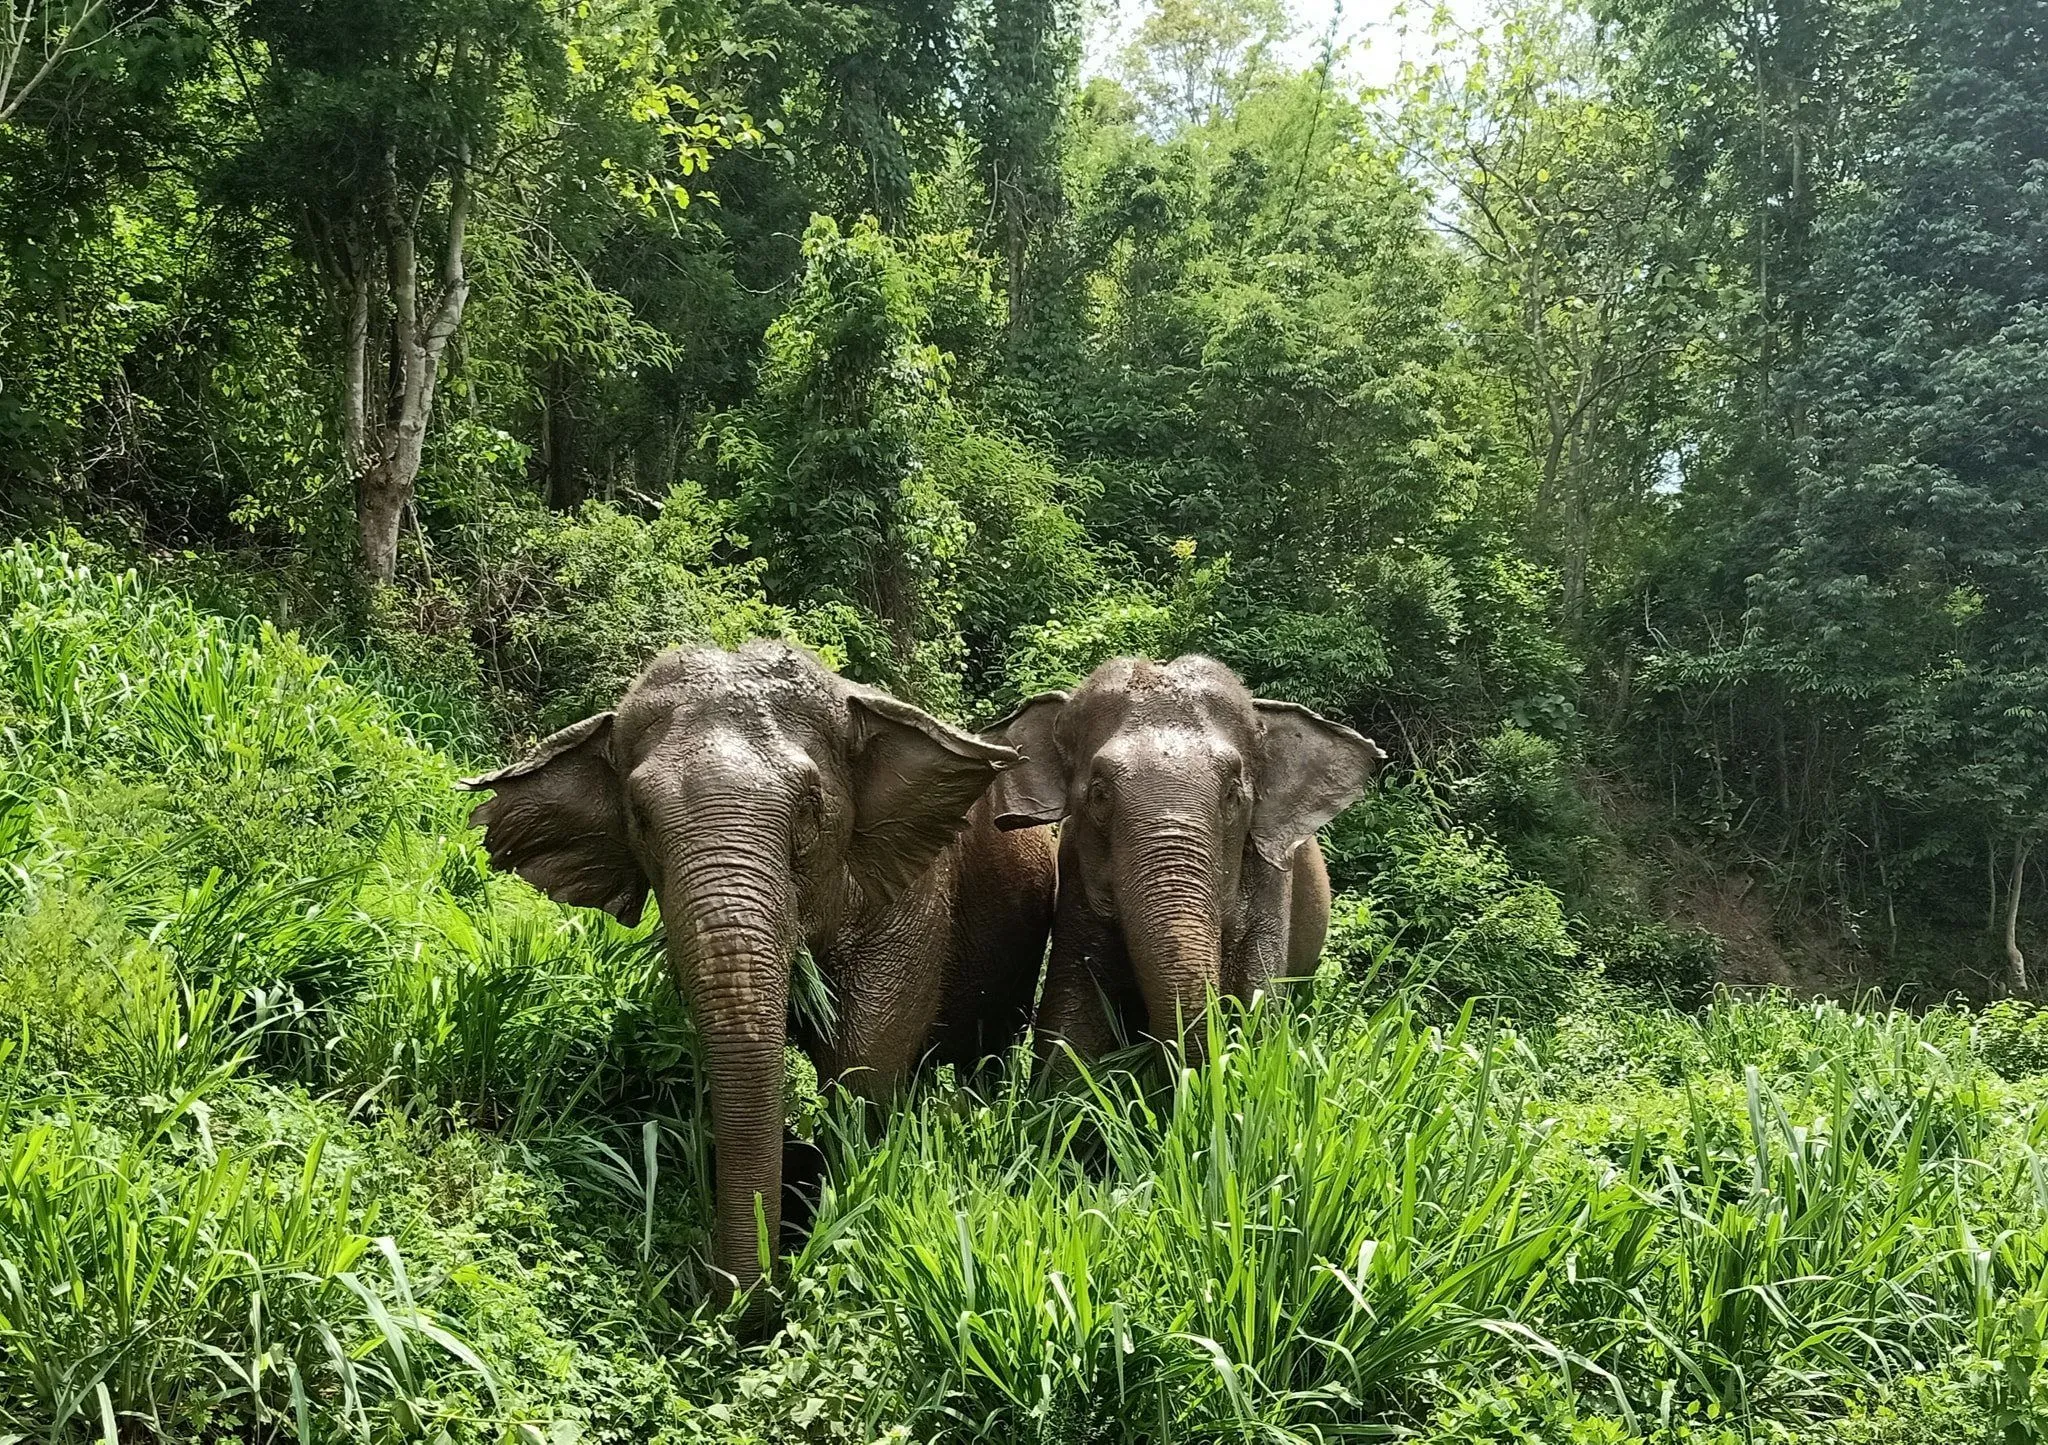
<box><xmin>721</xmin><ymin>214</ymin><xmax>980</xmax><ymax>705</ymax></box>
<box><xmin>0</xmin><ymin>0</ymin><xmax>142</xmax><ymax>123</ymax></box>
<box><xmin>1118</xmin><ymin>0</ymin><xmax>1286</xmax><ymax>132</ymax></box>
<box><xmin>217</xmin><ymin>0</ymin><xmax>570</xmax><ymax>582</ymax></box>
<box><xmin>964</xmin><ymin>0</ymin><xmax>1076</xmax><ymax>340</ymax></box>
<box><xmin>1640</xmin><ymin>0</ymin><xmax>2048</xmax><ymax>969</ymax></box>
<box><xmin>1401</xmin><ymin>4</ymin><xmax>1708</xmax><ymax>626</ymax></box>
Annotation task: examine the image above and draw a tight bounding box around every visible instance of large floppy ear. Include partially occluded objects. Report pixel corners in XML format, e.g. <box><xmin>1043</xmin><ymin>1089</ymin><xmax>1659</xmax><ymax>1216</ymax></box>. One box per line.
<box><xmin>979</xmin><ymin>691</ymin><xmax>1072</xmax><ymax>830</ymax></box>
<box><xmin>1249</xmin><ymin>700</ymin><xmax>1388</xmax><ymax>870</ymax></box>
<box><xmin>458</xmin><ymin>712</ymin><xmax>650</xmax><ymax>925</ymax></box>
<box><xmin>845</xmin><ymin>691</ymin><xmax>1020</xmax><ymax>905</ymax></box>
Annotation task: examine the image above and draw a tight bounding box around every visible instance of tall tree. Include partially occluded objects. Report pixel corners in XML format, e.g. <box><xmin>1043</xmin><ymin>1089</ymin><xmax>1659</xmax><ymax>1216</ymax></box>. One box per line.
<box><xmin>1402</xmin><ymin>5</ymin><xmax>1707</xmax><ymax>626</ymax></box>
<box><xmin>1119</xmin><ymin>0</ymin><xmax>1286</xmax><ymax>130</ymax></box>
<box><xmin>1642</xmin><ymin>0</ymin><xmax>2048</xmax><ymax>969</ymax></box>
<box><xmin>964</xmin><ymin>0</ymin><xmax>1075</xmax><ymax>340</ymax></box>
<box><xmin>218</xmin><ymin>0</ymin><xmax>570</xmax><ymax>582</ymax></box>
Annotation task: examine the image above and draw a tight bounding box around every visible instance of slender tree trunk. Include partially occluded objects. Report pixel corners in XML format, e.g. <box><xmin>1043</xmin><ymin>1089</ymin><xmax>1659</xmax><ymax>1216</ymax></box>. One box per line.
<box><xmin>2007</xmin><ymin>836</ymin><xmax>2031</xmax><ymax>996</ymax></box>
<box><xmin>1004</xmin><ymin>182</ymin><xmax>1029</xmax><ymax>342</ymax></box>
<box><xmin>1990</xmin><ymin>837</ymin><xmax>2001</xmax><ymax>934</ymax></box>
<box><xmin>541</xmin><ymin>359</ymin><xmax>584</xmax><ymax>510</ymax></box>
<box><xmin>353</xmin><ymin>148</ymin><xmax>472</xmax><ymax>584</ymax></box>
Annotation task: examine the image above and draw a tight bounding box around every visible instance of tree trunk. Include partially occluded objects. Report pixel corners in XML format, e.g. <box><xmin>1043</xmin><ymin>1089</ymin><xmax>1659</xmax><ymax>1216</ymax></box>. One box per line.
<box><xmin>350</xmin><ymin>139</ymin><xmax>473</xmax><ymax>584</ymax></box>
<box><xmin>357</xmin><ymin>463</ymin><xmax>410</xmax><ymax>584</ymax></box>
<box><xmin>1004</xmin><ymin>182</ymin><xmax>1029</xmax><ymax>342</ymax></box>
<box><xmin>2007</xmin><ymin>836</ymin><xmax>2031</xmax><ymax>997</ymax></box>
<box><xmin>541</xmin><ymin>359</ymin><xmax>585</xmax><ymax>510</ymax></box>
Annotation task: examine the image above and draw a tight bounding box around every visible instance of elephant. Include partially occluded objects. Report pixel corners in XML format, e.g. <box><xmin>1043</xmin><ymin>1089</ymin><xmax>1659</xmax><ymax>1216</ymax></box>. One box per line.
<box><xmin>459</xmin><ymin>641</ymin><xmax>1055</xmax><ymax>1306</ymax></box>
<box><xmin>984</xmin><ymin>654</ymin><xmax>1385</xmax><ymax>1063</ymax></box>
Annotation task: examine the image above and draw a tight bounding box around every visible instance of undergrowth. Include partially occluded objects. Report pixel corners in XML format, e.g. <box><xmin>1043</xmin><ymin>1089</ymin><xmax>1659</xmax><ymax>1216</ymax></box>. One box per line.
<box><xmin>4</xmin><ymin>541</ymin><xmax>2047</xmax><ymax>1443</ymax></box>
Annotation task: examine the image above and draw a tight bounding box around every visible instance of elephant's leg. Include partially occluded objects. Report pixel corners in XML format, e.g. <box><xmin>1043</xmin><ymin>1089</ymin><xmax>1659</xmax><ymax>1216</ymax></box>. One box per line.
<box><xmin>813</xmin><ymin>866</ymin><xmax>955</xmax><ymax>1101</ymax></box>
<box><xmin>1224</xmin><ymin>843</ymin><xmax>1323</xmax><ymax>1002</ymax></box>
<box><xmin>1033</xmin><ymin>891</ymin><xmax>1134</xmax><ymax>1072</ymax></box>
<box><xmin>934</xmin><ymin>808</ymin><xmax>1056</xmax><ymax>1075</ymax></box>
<box><xmin>1283</xmin><ymin>840</ymin><xmax>1333</xmax><ymax>978</ymax></box>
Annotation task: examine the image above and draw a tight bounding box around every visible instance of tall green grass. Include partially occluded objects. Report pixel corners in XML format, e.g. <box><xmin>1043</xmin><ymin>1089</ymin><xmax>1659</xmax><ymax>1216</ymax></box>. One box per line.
<box><xmin>0</xmin><ymin>1036</ymin><xmax>504</xmax><ymax>1441</ymax></box>
<box><xmin>8</xmin><ymin>537</ymin><xmax>2048</xmax><ymax>1442</ymax></box>
<box><xmin>784</xmin><ymin>990</ymin><xmax>2048</xmax><ymax>1442</ymax></box>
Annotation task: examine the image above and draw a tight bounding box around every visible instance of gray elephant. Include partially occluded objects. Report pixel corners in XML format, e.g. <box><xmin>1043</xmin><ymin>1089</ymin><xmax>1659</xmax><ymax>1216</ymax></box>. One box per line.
<box><xmin>985</xmin><ymin>655</ymin><xmax>1384</xmax><ymax>1062</ymax></box>
<box><xmin>460</xmin><ymin>642</ymin><xmax>1055</xmax><ymax>1305</ymax></box>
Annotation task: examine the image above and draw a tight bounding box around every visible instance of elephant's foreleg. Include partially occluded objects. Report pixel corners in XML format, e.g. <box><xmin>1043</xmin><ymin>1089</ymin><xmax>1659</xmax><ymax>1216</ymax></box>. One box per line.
<box><xmin>813</xmin><ymin>884</ymin><xmax>952</xmax><ymax>1101</ymax></box>
<box><xmin>1033</xmin><ymin>892</ymin><xmax>1134</xmax><ymax>1073</ymax></box>
<box><xmin>1283</xmin><ymin>840</ymin><xmax>1332</xmax><ymax>979</ymax></box>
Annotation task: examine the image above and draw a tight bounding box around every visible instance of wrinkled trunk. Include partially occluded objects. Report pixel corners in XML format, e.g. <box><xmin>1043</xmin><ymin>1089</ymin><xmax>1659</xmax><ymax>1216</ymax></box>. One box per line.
<box><xmin>1120</xmin><ymin>829</ymin><xmax>1223</xmax><ymax>1062</ymax></box>
<box><xmin>658</xmin><ymin>826</ymin><xmax>793</xmax><ymax>1310</ymax></box>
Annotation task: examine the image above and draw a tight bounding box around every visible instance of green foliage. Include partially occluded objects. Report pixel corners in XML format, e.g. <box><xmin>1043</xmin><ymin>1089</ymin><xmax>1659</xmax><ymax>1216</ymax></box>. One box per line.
<box><xmin>1979</xmin><ymin>1002</ymin><xmax>2048</xmax><ymax>1081</ymax></box>
<box><xmin>0</xmin><ymin>1078</ymin><xmax>499</xmax><ymax>1441</ymax></box>
<box><xmin>12</xmin><ymin>0</ymin><xmax>2048</xmax><ymax>1436</ymax></box>
<box><xmin>457</xmin><ymin>484</ymin><xmax>826</xmax><ymax>730</ymax></box>
<box><xmin>1324</xmin><ymin>784</ymin><xmax>1583</xmax><ymax>1020</ymax></box>
<box><xmin>1451</xmin><ymin>725</ymin><xmax>1606</xmax><ymax>898</ymax></box>
<box><xmin>1578</xmin><ymin>916</ymin><xmax>1724</xmax><ymax>1011</ymax></box>
<box><xmin>723</xmin><ymin>213</ymin><xmax>968</xmax><ymax>706</ymax></box>
<box><xmin>13</xmin><ymin>553</ymin><xmax>2048</xmax><ymax>1440</ymax></box>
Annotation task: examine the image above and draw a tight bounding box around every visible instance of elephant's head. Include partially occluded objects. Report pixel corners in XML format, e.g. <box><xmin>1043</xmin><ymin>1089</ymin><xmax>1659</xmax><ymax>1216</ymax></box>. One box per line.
<box><xmin>460</xmin><ymin>641</ymin><xmax>1016</xmax><ymax>1303</ymax></box>
<box><xmin>986</xmin><ymin>655</ymin><xmax>1383</xmax><ymax>1047</ymax></box>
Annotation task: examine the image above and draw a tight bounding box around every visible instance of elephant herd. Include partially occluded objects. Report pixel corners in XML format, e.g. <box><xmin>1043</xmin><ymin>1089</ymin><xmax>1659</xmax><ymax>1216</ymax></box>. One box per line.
<box><xmin>461</xmin><ymin>642</ymin><xmax>1386</xmax><ymax>1303</ymax></box>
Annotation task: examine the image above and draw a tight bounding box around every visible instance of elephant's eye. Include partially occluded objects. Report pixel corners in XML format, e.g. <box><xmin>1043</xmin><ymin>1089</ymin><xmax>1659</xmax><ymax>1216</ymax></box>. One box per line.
<box><xmin>1223</xmin><ymin>768</ymin><xmax>1251</xmax><ymax>816</ymax></box>
<box><xmin>1085</xmin><ymin>774</ymin><xmax>1113</xmax><ymax>821</ymax></box>
<box><xmin>792</xmin><ymin>776</ymin><xmax>825</xmax><ymax>857</ymax></box>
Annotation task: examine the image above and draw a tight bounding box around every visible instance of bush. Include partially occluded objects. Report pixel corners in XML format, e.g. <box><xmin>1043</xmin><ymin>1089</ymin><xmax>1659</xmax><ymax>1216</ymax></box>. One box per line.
<box><xmin>459</xmin><ymin>485</ymin><xmax>827</xmax><ymax>731</ymax></box>
<box><xmin>1450</xmin><ymin>724</ymin><xmax>1604</xmax><ymax>899</ymax></box>
<box><xmin>1978</xmin><ymin>998</ymin><xmax>2048</xmax><ymax>1079</ymax></box>
<box><xmin>1323</xmin><ymin>784</ymin><xmax>1581</xmax><ymax>1022</ymax></box>
<box><xmin>1579</xmin><ymin>915</ymin><xmax>1724</xmax><ymax>1010</ymax></box>
<box><xmin>0</xmin><ymin>1064</ymin><xmax>497</xmax><ymax>1441</ymax></box>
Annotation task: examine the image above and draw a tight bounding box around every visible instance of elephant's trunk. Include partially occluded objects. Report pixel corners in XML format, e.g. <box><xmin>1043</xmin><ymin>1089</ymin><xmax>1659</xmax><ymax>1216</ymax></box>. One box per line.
<box><xmin>655</xmin><ymin>803</ymin><xmax>794</xmax><ymax>1310</ymax></box>
<box><xmin>1118</xmin><ymin>820</ymin><xmax>1224</xmax><ymax>1061</ymax></box>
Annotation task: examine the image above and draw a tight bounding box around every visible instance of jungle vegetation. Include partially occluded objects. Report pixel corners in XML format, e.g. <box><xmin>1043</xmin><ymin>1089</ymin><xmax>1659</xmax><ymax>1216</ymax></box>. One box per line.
<box><xmin>2</xmin><ymin>0</ymin><xmax>2047</xmax><ymax>1438</ymax></box>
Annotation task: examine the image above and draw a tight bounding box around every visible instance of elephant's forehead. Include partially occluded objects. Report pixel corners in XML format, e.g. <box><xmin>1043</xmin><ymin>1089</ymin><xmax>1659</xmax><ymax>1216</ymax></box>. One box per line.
<box><xmin>1111</xmin><ymin>679</ymin><xmax>1254</xmax><ymax>739</ymax></box>
<box><xmin>634</xmin><ymin>645</ymin><xmax>834</xmax><ymax>709</ymax></box>
<box><xmin>1124</xmin><ymin>723</ymin><xmax>1216</xmax><ymax>760</ymax></box>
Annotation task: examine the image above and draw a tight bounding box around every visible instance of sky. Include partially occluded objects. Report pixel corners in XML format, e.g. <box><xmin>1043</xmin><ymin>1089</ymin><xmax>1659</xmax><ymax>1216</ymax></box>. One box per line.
<box><xmin>1083</xmin><ymin>0</ymin><xmax>1492</xmax><ymax>94</ymax></box>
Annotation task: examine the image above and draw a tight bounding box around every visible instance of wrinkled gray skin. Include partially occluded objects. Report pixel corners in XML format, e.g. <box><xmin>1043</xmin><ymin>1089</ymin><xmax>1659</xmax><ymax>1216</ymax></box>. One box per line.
<box><xmin>986</xmin><ymin>655</ymin><xmax>1384</xmax><ymax>1062</ymax></box>
<box><xmin>461</xmin><ymin>642</ymin><xmax>1055</xmax><ymax>1306</ymax></box>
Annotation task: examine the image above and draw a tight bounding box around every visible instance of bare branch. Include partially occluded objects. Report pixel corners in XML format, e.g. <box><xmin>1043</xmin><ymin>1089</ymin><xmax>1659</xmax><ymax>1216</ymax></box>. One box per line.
<box><xmin>0</xmin><ymin>0</ymin><xmax>152</xmax><ymax>126</ymax></box>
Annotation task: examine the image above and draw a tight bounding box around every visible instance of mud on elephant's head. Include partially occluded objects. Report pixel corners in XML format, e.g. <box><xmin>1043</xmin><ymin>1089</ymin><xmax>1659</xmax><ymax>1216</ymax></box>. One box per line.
<box><xmin>459</xmin><ymin>641</ymin><xmax>1018</xmax><ymax>1303</ymax></box>
<box><xmin>986</xmin><ymin>655</ymin><xmax>1385</xmax><ymax>1038</ymax></box>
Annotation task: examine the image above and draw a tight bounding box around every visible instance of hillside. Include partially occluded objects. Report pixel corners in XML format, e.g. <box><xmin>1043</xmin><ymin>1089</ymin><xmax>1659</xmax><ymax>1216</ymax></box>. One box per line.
<box><xmin>6</xmin><ymin>541</ymin><xmax>2048</xmax><ymax>1440</ymax></box>
<box><xmin>4</xmin><ymin>0</ymin><xmax>2048</xmax><ymax>1436</ymax></box>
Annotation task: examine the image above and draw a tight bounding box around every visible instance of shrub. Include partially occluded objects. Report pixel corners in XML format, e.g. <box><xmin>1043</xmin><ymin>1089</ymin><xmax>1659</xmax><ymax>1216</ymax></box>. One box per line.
<box><xmin>460</xmin><ymin>485</ymin><xmax>825</xmax><ymax>730</ymax></box>
<box><xmin>1978</xmin><ymin>999</ymin><xmax>2048</xmax><ymax>1079</ymax></box>
<box><xmin>1450</xmin><ymin>724</ymin><xmax>1604</xmax><ymax>899</ymax></box>
<box><xmin>1324</xmin><ymin>784</ymin><xmax>1580</xmax><ymax>1021</ymax></box>
<box><xmin>1579</xmin><ymin>915</ymin><xmax>1724</xmax><ymax>1010</ymax></box>
<box><xmin>997</xmin><ymin>547</ymin><xmax>1226</xmax><ymax>704</ymax></box>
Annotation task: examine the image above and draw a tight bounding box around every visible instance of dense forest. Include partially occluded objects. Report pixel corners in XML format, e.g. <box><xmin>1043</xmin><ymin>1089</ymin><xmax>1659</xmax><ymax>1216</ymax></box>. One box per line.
<box><xmin>3</xmin><ymin>0</ymin><xmax>2048</xmax><ymax>1438</ymax></box>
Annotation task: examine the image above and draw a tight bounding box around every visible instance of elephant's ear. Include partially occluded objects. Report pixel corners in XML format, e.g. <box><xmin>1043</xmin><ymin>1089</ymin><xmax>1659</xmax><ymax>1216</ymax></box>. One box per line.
<box><xmin>1249</xmin><ymin>700</ymin><xmax>1388</xmax><ymax>870</ymax></box>
<box><xmin>846</xmin><ymin>692</ymin><xmax>1019</xmax><ymax>906</ymax></box>
<box><xmin>980</xmin><ymin>691</ymin><xmax>1071</xmax><ymax>830</ymax></box>
<box><xmin>459</xmin><ymin>712</ymin><xmax>650</xmax><ymax>925</ymax></box>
